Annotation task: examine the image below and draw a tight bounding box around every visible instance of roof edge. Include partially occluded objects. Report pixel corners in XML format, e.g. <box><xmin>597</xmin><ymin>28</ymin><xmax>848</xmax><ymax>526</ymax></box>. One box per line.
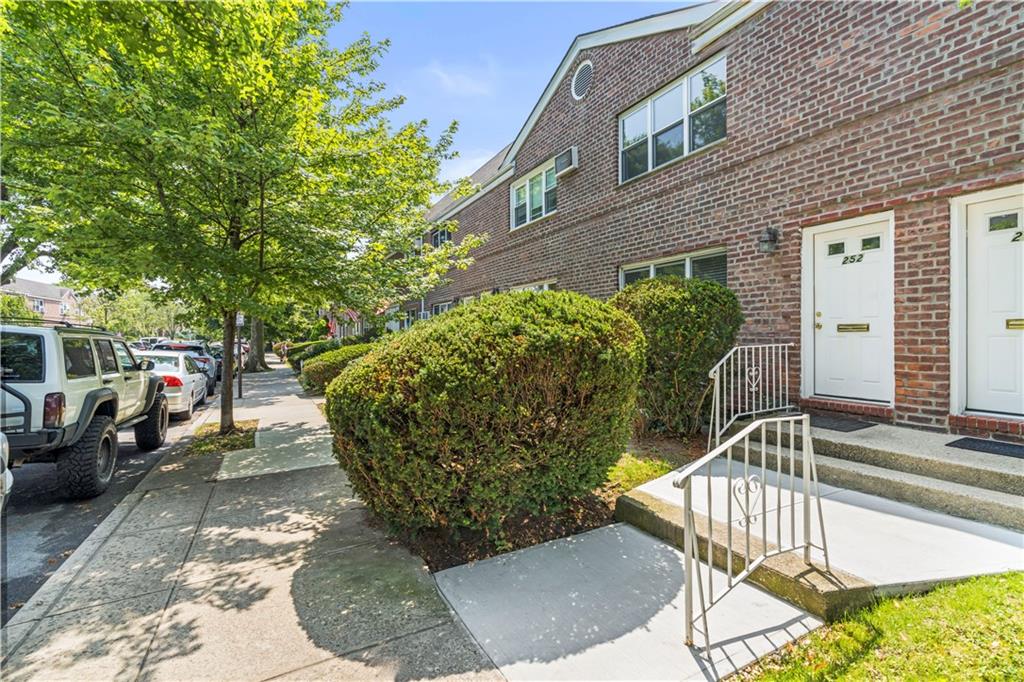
<box><xmin>501</xmin><ymin>1</ymin><xmax>725</xmax><ymax>168</ymax></box>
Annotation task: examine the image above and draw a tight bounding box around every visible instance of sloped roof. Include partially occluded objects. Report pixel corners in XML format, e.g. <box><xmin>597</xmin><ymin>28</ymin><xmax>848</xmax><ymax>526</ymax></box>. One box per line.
<box><xmin>1</xmin><ymin>276</ymin><xmax>74</xmax><ymax>301</ymax></box>
<box><xmin>426</xmin><ymin>143</ymin><xmax>512</xmax><ymax>222</ymax></box>
<box><xmin>425</xmin><ymin>2</ymin><xmax>730</xmax><ymax>224</ymax></box>
<box><xmin>501</xmin><ymin>2</ymin><xmax>722</xmax><ymax>167</ymax></box>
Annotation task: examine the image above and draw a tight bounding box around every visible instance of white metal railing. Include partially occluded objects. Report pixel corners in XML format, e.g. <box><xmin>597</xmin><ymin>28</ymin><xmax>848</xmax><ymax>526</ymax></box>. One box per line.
<box><xmin>674</xmin><ymin>413</ymin><xmax>830</xmax><ymax>657</ymax></box>
<box><xmin>707</xmin><ymin>344</ymin><xmax>795</xmax><ymax>451</ymax></box>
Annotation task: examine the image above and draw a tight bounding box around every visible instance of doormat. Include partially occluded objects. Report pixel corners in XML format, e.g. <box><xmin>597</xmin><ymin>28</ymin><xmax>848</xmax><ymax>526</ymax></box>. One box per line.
<box><xmin>810</xmin><ymin>414</ymin><xmax>876</xmax><ymax>432</ymax></box>
<box><xmin>946</xmin><ymin>437</ymin><xmax>1024</xmax><ymax>460</ymax></box>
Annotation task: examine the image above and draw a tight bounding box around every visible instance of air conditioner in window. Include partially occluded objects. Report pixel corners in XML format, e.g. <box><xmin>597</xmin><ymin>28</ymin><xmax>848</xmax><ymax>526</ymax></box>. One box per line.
<box><xmin>414</xmin><ymin>237</ymin><xmax>424</xmax><ymax>251</ymax></box>
<box><xmin>554</xmin><ymin>146</ymin><xmax>578</xmax><ymax>178</ymax></box>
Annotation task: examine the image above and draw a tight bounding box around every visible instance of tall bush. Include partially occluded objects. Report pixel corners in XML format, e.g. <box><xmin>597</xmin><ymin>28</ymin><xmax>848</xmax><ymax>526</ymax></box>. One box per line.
<box><xmin>300</xmin><ymin>343</ymin><xmax>375</xmax><ymax>393</ymax></box>
<box><xmin>325</xmin><ymin>291</ymin><xmax>645</xmax><ymax>536</ymax></box>
<box><xmin>610</xmin><ymin>276</ymin><xmax>743</xmax><ymax>436</ymax></box>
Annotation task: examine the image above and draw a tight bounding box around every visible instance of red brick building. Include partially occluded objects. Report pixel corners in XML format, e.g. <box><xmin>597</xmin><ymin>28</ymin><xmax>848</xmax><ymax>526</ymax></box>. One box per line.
<box><xmin>416</xmin><ymin>1</ymin><xmax>1023</xmax><ymax>437</ymax></box>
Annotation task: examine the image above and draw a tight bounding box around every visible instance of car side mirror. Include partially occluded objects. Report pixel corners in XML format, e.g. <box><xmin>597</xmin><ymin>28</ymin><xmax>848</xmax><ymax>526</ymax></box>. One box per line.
<box><xmin>138</xmin><ymin>359</ymin><xmax>155</xmax><ymax>371</ymax></box>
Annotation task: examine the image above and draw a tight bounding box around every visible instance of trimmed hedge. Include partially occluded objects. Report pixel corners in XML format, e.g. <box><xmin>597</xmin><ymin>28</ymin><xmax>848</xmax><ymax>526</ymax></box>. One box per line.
<box><xmin>300</xmin><ymin>343</ymin><xmax>375</xmax><ymax>393</ymax></box>
<box><xmin>325</xmin><ymin>291</ymin><xmax>645</xmax><ymax>535</ymax></box>
<box><xmin>610</xmin><ymin>276</ymin><xmax>743</xmax><ymax>436</ymax></box>
<box><xmin>288</xmin><ymin>338</ymin><xmax>341</xmax><ymax>371</ymax></box>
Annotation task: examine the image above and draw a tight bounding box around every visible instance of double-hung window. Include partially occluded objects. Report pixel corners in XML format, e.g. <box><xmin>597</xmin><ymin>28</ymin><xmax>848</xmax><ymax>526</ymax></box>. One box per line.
<box><xmin>511</xmin><ymin>161</ymin><xmax>557</xmax><ymax>230</ymax></box>
<box><xmin>431</xmin><ymin>301</ymin><xmax>452</xmax><ymax>316</ymax></box>
<box><xmin>619</xmin><ymin>54</ymin><xmax>727</xmax><ymax>183</ymax></box>
<box><xmin>430</xmin><ymin>228</ymin><xmax>450</xmax><ymax>248</ymax></box>
<box><xmin>620</xmin><ymin>250</ymin><xmax>728</xmax><ymax>289</ymax></box>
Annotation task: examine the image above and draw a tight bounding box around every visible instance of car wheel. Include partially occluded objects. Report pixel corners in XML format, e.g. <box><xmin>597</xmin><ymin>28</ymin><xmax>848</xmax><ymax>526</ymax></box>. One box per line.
<box><xmin>197</xmin><ymin>384</ymin><xmax>208</xmax><ymax>406</ymax></box>
<box><xmin>135</xmin><ymin>394</ymin><xmax>169</xmax><ymax>451</ymax></box>
<box><xmin>207</xmin><ymin>377</ymin><xmax>216</xmax><ymax>398</ymax></box>
<box><xmin>57</xmin><ymin>415</ymin><xmax>118</xmax><ymax>499</ymax></box>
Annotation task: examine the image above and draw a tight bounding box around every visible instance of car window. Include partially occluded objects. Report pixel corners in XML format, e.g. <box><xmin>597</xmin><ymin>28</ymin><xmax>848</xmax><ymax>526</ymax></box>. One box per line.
<box><xmin>184</xmin><ymin>356</ymin><xmax>201</xmax><ymax>374</ymax></box>
<box><xmin>94</xmin><ymin>339</ymin><xmax>119</xmax><ymax>374</ymax></box>
<box><xmin>0</xmin><ymin>332</ymin><xmax>44</xmax><ymax>382</ymax></box>
<box><xmin>63</xmin><ymin>337</ymin><xmax>98</xmax><ymax>380</ymax></box>
<box><xmin>113</xmin><ymin>341</ymin><xmax>137</xmax><ymax>372</ymax></box>
<box><xmin>142</xmin><ymin>354</ymin><xmax>181</xmax><ymax>372</ymax></box>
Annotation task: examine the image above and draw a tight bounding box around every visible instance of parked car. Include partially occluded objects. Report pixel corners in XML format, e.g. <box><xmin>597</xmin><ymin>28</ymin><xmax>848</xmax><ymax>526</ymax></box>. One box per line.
<box><xmin>1</xmin><ymin>432</ymin><xmax>12</xmax><ymax>510</ymax></box>
<box><xmin>0</xmin><ymin>323</ymin><xmax>169</xmax><ymax>499</ymax></box>
<box><xmin>140</xmin><ymin>336</ymin><xmax>169</xmax><ymax>347</ymax></box>
<box><xmin>129</xmin><ymin>341</ymin><xmax>150</xmax><ymax>351</ymax></box>
<box><xmin>151</xmin><ymin>342</ymin><xmax>217</xmax><ymax>396</ymax></box>
<box><xmin>135</xmin><ymin>351</ymin><xmax>207</xmax><ymax>420</ymax></box>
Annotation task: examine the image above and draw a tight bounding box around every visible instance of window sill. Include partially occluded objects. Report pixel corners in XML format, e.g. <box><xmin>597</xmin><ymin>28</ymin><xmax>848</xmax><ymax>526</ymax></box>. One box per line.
<box><xmin>617</xmin><ymin>136</ymin><xmax>728</xmax><ymax>188</ymax></box>
<box><xmin>509</xmin><ymin>210</ymin><xmax>559</xmax><ymax>233</ymax></box>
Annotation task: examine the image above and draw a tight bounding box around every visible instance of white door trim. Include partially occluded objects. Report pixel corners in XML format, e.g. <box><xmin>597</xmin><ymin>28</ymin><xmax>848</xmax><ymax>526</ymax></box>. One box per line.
<box><xmin>949</xmin><ymin>183</ymin><xmax>1024</xmax><ymax>416</ymax></box>
<box><xmin>800</xmin><ymin>210</ymin><xmax>896</xmax><ymax>404</ymax></box>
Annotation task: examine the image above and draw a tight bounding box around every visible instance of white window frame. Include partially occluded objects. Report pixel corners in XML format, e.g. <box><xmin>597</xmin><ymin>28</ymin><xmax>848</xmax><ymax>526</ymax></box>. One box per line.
<box><xmin>509</xmin><ymin>159</ymin><xmax>557</xmax><ymax>231</ymax></box>
<box><xmin>618</xmin><ymin>52</ymin><xmax>727</xmax><ymax>184</ymax></box>
<box><xmin>32</xmin><ymin>298</ymin><xmax>45</xmax><ymax>313</ymax></box>
<box><xmin>618</xmin><ymin>247</ymin><xmax>727</xmax><ymax>289</ymax></box>
<box><xmin>431</xmin><ymin>301</ymin><xmax>452</xmax><ymax>316</ymax></box>
<box><xmin>430</xmin><ymin>228</ymin><xmax>450</xmax><ymax>248</ymax></box>
<box><xmin>509</xmin><ymin>279</ymin><xmax>557</xmax><ymax>293</ymax></box>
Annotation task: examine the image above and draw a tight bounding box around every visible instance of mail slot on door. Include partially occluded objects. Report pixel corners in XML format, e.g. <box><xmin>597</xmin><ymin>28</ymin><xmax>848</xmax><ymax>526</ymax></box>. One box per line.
<box><xmin>837</xmin><ymin>323</ymin><xmax>870</xmax><ymax>332</ymax></box>
<box><xmin>1008</xmin><ymin>319</ymin><xmax>1024</xmax><ymax>330</ymax></box>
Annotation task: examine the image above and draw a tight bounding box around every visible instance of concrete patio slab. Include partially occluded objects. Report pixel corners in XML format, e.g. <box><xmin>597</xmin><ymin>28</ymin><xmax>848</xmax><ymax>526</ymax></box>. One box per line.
<box><xmin>3</xmin><ymin>590</ymin><xmax>170</xmax><ymax>682</ymax></box>
<box><xmin>634</xmin><ymin>465</ymin><xmax>1024</xmax><ymax>587</ymax></box>
<box><xmin>436</xmin><ymin>524</ymin><xmax>820</xmax><ymax>681</ymax></box>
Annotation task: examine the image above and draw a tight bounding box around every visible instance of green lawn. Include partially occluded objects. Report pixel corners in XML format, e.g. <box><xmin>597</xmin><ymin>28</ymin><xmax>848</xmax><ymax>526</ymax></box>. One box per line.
<box><xmin>744</xmin><ymin>572</ymin><xmax>1024</xmax><ymax>680</ymax></box>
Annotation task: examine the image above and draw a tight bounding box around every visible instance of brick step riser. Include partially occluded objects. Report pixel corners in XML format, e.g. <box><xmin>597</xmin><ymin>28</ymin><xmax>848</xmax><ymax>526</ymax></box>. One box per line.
<box><xmin>722</xmin><ymin>424</ymin><xmax>1024</xmax><ymax>497</ymax></box>
<box><xmin>732</xmin><ymin>444</ymin><xmax>1024</xmax><ymax>533</ymax></box>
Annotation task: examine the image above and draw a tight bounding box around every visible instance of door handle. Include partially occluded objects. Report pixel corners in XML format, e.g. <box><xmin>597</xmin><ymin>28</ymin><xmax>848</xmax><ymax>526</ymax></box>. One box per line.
<box><xmin>814</xmin><ymin>322</ymin><xmax>822</xmax><ymax>330</ymax></box>
<box><xmin>102</xmin><ymin>378</ymin><xmax>113</xmax><ymax>385</ymax></box>
<box><xmin>1007</xmin><ymin>319</ymin><xmax>1024</xmax><ymax>330</ymax></box>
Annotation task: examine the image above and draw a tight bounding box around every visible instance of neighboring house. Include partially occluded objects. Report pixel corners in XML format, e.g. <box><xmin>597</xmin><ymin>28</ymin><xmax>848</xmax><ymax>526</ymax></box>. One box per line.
<box><xmin>1</xmin><ymin>277</ymin><xmax>88</xmax><ymax>325</ymax></box>
<box><xmin>414</xmin><ymin>0</ymin><xmax>1023</xmax><ymax>438</ymax></box>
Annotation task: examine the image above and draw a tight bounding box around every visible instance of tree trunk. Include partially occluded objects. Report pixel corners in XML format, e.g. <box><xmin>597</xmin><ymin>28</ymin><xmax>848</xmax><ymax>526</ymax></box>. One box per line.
<box><xmin>220</xmin><ymin>310</ymin><xmax>236</xmax><ymax>435</ymax></box>
<box><xmin>245</xmin><ymin>318</ymin><xmax>271</xmax><ymax>372</ymax></box>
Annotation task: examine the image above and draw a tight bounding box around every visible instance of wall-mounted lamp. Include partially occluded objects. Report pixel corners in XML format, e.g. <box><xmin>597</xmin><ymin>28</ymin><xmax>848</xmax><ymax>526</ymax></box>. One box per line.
<box><xmin>757</xmin><ymin>227</ymin><xmax>780</xmax><ymax>254</ymax></box>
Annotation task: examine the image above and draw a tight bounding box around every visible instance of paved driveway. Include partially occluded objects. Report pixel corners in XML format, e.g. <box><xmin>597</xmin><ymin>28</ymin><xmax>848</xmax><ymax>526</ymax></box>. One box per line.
<box><xmin>1</xmin><ymin>401</ymin><xmax>215</xmax><ymax>625</ymax></box>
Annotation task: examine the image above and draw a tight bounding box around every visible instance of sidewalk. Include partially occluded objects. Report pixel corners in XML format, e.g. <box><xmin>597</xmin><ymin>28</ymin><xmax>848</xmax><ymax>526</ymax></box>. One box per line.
<box><xmin>1</xmin><ymin>362</ymin><xmax>499</xmax><ymax>681</ymax></box>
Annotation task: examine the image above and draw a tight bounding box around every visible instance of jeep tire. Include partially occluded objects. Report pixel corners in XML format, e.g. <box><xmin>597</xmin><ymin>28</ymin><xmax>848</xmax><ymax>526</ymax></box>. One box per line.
<box><xmin>57</xmin><ymin>415</ymin><xmax>118</xmax><ymax>499</ymax></box>
<box><xmin>135</xmin><ymin>393</ymin><xmax>168</xmax><ymax>451</ymax></box>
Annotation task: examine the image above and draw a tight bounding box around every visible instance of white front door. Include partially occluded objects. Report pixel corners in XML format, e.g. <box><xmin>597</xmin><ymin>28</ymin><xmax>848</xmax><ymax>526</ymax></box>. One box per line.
<box><xmin>966</xmin><ymin>193</ymin><xmax>1024</xmax><ymax>415</ymax></box>
<box><xmin>812</xmin><ymin>217</ymin><xmax>893</xmax><ymax>402</ymax></box>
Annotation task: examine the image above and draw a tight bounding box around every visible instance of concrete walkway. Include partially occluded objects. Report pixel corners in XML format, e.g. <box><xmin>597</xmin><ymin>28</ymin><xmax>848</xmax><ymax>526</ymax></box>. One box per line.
<box><xmin>1</xmin><ymin>362</ymin><xmax>498</xmax><ymax>681</ymax></box>
<box><xmin>635</xmin><ymin>462</ymin><xmax>1024</xmax><ymax>586</ymax></box>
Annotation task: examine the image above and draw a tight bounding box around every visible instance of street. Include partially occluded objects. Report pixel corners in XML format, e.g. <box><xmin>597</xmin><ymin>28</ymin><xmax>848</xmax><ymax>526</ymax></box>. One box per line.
<box><xmin>1</xmin><ymin>399</ymin><xmax>216</xmax><ymax>625</ymax></box>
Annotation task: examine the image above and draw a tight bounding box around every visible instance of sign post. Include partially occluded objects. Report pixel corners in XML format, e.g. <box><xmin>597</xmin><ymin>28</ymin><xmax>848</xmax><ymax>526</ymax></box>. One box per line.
<box><xmin>236</xmin><ymin>312</ymin><xmax>245</xmax><ymax>400</ymax></box>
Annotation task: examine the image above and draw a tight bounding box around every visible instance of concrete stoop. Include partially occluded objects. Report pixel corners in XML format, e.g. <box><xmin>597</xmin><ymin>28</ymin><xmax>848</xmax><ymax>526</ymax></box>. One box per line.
<box><xmin>729</xmin><ymin>420</ymin><xmax>1024</xmax><ymax>531</ymax></box>
<box><xmin>614</xmin><ymin>489</ymin><xmax>993</xmax><ymax>623</ymax></box>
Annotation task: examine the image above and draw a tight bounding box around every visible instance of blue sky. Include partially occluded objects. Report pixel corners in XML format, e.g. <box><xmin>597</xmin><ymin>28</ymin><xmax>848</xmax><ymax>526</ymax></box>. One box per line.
<box><xmin>21</xmin><ymin>1</ymin><xmax>692</xmax><ymax>284</ymax></box>
<box><xmin>330</xmin><ymin>1</ymin><xmax>694</xmax><ymax>184</ymax></box>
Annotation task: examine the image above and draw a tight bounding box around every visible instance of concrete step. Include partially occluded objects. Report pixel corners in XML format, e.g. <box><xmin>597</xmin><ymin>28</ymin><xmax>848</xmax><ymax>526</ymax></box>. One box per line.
<box><xmin>736</xmin><ymin>442</ymin><xmax>1024</xmax><ymax>532</ymax></box>
<box><xmin>733</xmin><ymin>419</ymin><xmax>1024</xmax><ymax>497</ymax></box>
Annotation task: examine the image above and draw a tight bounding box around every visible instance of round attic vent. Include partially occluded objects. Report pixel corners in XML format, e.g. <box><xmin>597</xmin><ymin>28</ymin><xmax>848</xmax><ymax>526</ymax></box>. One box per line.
<box><xmin>571</xmin><ymin>61</ymin><xmax>593</xmax><ymax>100</ymax></box>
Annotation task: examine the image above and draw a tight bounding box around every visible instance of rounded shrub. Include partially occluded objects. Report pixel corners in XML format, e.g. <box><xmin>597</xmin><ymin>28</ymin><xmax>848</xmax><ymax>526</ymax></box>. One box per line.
<box><xmin>300</xmin><ymin>343</ymin><xmax>375</xmax><ymax>393</ymax></box>
<box><xmin>610</xmin><ymin>276</ymin><xmax>744</xmax><ymax>436</ymax></box>
<box><xmin>325</xmin><ymin>291</ymin><xmax>646</xmax><ymax>536</ymax></box>
<box><xmin>287</xmin><ymin>338</ymin><xmax>340</xmax><ymax>371</ymax></box>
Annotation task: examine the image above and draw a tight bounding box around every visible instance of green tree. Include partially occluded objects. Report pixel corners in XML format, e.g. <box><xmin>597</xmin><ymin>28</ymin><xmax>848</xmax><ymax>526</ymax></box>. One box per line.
<box><xmin>0</xmin><ymin>293</ymin><xmax>42</xmax><ymax>322</ymax></box>
<box><xmin>80</xmin><ymin>288</ymin><xmax>186</xmax><ymax>338</ymax></box>
<box><xmin>3</xmin><ymin>0</ymin><xmax>481</xmax><ymax>432</ymax></box>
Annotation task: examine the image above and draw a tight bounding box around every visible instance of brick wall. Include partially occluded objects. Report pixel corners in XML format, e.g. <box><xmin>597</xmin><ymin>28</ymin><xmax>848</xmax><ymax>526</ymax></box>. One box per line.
<box><xmin>427</xmin><ymin>0</ymin><xmax>1024</xmax><ymax>429</ymax></box>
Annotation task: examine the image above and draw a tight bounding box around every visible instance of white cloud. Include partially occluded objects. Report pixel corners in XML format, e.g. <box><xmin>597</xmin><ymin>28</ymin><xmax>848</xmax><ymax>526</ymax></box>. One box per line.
<box><xmin>422</xmin><ymin>56</ymin><xmax>499</xmax><ymax>97</ymax></box>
